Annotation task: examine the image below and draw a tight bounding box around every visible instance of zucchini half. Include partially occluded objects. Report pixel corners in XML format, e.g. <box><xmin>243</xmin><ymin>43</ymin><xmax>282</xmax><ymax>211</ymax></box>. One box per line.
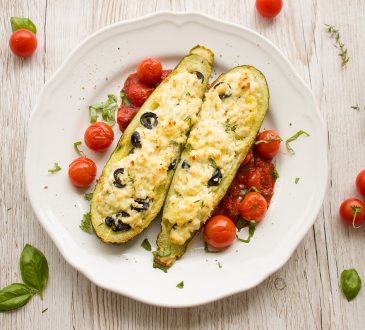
<box><xmin>91</xmin><ymin>46</ymin><xmax>214</xmax><ymax>243</ymax></box>
<box><xmin>154</xmin><ymin>65</ymin><xmax>269</xmax><ymax>268</ymax></box>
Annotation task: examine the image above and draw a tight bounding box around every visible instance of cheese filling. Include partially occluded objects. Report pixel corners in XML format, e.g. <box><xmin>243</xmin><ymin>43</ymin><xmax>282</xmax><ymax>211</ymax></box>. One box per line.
<box><xmin>164</xmin><ymin>69</ymin><xmax>264</xmax><ymax>244</ymax></box>
<box><xmin>93</xmin><ymin>72</ymin><xmax>203</xmax><ymax>229</ymax></box>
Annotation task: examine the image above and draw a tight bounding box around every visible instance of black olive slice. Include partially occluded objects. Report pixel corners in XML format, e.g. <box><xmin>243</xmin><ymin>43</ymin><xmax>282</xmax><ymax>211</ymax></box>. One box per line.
<box><xmin>131</xmin><ymin>131</ymin><xmax>142</xmax><ymax>148</ymax></box>
<box><xmin>194</xmin><ymin>71</ymin><xmax>204</xmax><ymax>83</ymax></box>
<box><xmin>113</xmin><ymin>168</ymin><xmax>126</xmax><ymax>188</ymax></box>
<box><xmin>105</xmin><ymin>216</ymin><xmax>114</xmax><ymax>227</ymax></box>
<box><xmin>181</xmin><ymin>160</ymin><xmax>190</xmax><ymax>169</ymax></box>
<box><xmin>168</xmin><ymin>159</ymin><xmax>177</xmax><ymax>171</ymax></box>
<box><xmin>116</xmin><ymin>210</ymin><xmax>130</xmax><ymax>218</ymax></box>
<box><xmin>208</xmin><ymin>168</ymin><xmax>223</xmax><ymax>186</ymax></box>
<box><xmin>131</xmin><ymin>199</ymin><xmax>150</xmax><ymax>212</ymax></box>
<box><xmin>172</xmin><ymin>223</ymin><xmax>177</xmax><ymax>230</ymax></box>
<box><xmin>140</xmin><ymin>112</ymin><xmax>158</xmax><ymax>129</ymax></box>
<box><xmin>113</xmin><ymin>221</ymin><xmax>131</xmax><ymax>232</ymax></box>
<box><xmin>213</xmin><ymin>82</ymin><xmax>232</xmax><ymax>99</ymax></box>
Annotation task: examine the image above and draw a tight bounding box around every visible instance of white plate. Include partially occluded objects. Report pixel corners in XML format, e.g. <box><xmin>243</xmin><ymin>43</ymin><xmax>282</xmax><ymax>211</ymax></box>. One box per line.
<box><xmin>26</xmin><ymin>12</ymin><xmax>327</xmax><ymax>307</ymax></box>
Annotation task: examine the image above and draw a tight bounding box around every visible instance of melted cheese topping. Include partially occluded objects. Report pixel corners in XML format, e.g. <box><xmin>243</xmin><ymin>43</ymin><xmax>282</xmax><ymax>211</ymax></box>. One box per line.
<box><xmin>164</xmin><ymin>68</ymin><xmax>264</xmax><ymax>244</ymax></box>
<box><xmin>93</xmin><ymin>72</ymin><xmax>203</xmax><ymax>228</ymax></box>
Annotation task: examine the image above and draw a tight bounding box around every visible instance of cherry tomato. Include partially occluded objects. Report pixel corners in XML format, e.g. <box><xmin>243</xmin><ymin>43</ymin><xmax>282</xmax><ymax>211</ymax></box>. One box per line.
<box><xmin>339</xmin><ymin>198</ymin><xmax>365</xmax><ymax>227</ymax></box>
<box><xmin>84</xmin><ymin>122</ymin><xmax>114</xmax><ymax>151</ymax></box>
<box><xmin>203</xmin><ymin>215</ymin><xmax>237</xmax><ymax>249</ymax></box>
<box><xmin>137</xmin><ymin>58</ymin><xmax>163</xmax><ymax>86</ymax></box>
<box><xmin>355</xmin><ymin>170</ymin><xmax>365</xmax><ymax>197</ymax></box>
<box><xmin>242</xmin><ymin>149</ymin><xmax>254</xmax><ymax>166</ymax></box>
<box><xmin>255</xmin><ymin>130</ymin><xmax>281</xmax><ymax>159</ymax></box>
<box><xmin>160</xmin><ymin>69</ymin><xmax>172</xmax><ymax>82</ymax></box>
<box><xmin>256</xmin><ymin>0</ymin><xmax>283</xmax><ymax>18</ymax></box>
<box><xmin>9</xmin><ymin>29</ymin><xmax>37</xmax><ymax>58</ymax></box>
<box><xmin>124</xmin><ymin>73</ymin><xmax>154</xmax><ymax>107</ymax></box>
<box><xmin>244</xmin><ymin>167</ymin><xmax>262</xmax><ymax>190</ymax></box>
<box><xmin>68</xmin><ymin>157</ymin><xmax>97</xmax><ymax>188</ymax></box>
<box><xmin>117</xmin><ymin>104</ymin><xmax>140</xmax><ymax>132</ymax></box>
<box><xmin>238</xmin><ymin>192</ymin><xmax>268</xmax><ymax>222</ymax></box>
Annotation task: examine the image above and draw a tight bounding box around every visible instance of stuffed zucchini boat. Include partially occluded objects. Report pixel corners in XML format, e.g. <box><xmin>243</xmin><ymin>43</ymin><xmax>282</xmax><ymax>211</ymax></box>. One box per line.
<box><xmin>154</xmin><ymin>65</ymin><xmax>269</xmax><ymax>268</ymax></box>
<box><xmin>90</xmin><ymin>46</ymin><xmax>214</xmax><ymax>243</ymax></box>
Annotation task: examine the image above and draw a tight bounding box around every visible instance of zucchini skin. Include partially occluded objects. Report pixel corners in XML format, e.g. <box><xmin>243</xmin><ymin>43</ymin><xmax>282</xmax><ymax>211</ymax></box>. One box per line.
<box><xmin>154</xmin><ymin>65</ymin><xmax>270</xmax><ymax>268</ymax></box>
<box><xmin>91</xmin><ymin>46</ymin><xmax>214</xmax><ymax>243</ymax></box>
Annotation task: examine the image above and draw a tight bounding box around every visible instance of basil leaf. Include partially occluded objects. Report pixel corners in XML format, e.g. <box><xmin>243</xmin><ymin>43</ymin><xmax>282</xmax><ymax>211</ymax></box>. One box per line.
<box><xmin>48</xmin><ymin>162</ymin><xmax>61</xmax><ymax>173</ymax></box>
<box><xmin>341</xmin><ymin>269</ymin><xmax>362</xmax><ymax>301</ymax></box>
<box><xmin>89</xmin><ymin>94</ymin><xmax>118</xmax><ymax>126</ymax></box>
<box><xmin>20</xmin><ymin>245</ymin><xmax>49</xmax><ymax>299</ymax></box>
<box><xmin>204</xmin><ymin>242</ymin><xmax>220</xmax><ymax>253</ymax></box>
<box><xmin>141</xmin><ymin>238</ymin><xmax>151</xmax><ymax>251</ymax></box>
<box><xmin>73</xmin><ymin>141</ymin><xmax>84</xmax><ymax>156</ymax></box>
<box><xmin>0</xmin><ymin>283</ymin><xmax>35</xmax><ymax>312</ymax></box>
<box><xmin>176</xmin><ymin>281</ymin><xmax>184</xmax><ymax>289</ymax></box>
<box><xmin>285</xmin><ymin>130</ymin><xmax>310</xmax><ymax>155</ymax></box>
<box><xmin>153</xmin><ymin>262</ymin><xmax>168</xmax><ymax>273</ymax></box>
<box><xmin>84</xmin><ymin>193</ymin><xmax>93</xmax><ymax>201</ymax></box>
<box><xmin>80</xmin><ymin>212</ymin><xmax>92</xmax><ymax>234</ymax></box>
<box><xmin>10</xmin><ymin>17</ymin><xmax>37</xmax><ymax>34</ymax></box>
<box><xmin>236</xmin><ymin>217</ymin><xmax>248</xmax><ymax>231</ymax></box>
<box><xmin>237</xmin><ymin>221</ymin><xmax>257</xmax><ymax>243</ymax></box>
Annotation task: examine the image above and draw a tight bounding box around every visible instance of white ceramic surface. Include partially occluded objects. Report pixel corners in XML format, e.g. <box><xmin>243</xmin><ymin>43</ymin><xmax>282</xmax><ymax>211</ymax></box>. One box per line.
<box><xmin>25</xmin><ymin>12</ymin><xmax>327</xmax><ymax>307</ymax></box>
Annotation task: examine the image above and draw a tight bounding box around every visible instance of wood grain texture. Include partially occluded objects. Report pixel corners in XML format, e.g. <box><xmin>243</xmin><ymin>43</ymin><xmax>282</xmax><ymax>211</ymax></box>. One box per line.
<box><xmin>1</xmin><ymin>0</ymin><xmax>365</xmax><ymax>329</ymax></box>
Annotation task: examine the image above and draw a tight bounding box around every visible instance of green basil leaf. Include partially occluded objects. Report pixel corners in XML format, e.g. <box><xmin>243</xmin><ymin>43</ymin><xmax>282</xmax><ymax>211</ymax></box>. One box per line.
<box><xmin>340</xmin><ymin>269</ymin><xmax>362</xmax><ymax>301</ymax></box>
<box><xmin>80</xmin><ymin>212</ymin><xmax>92</xmax><ymax>234</ymax></box>
<box><xmin>10</xmin><ymin>17</ymin><xmax>37</xmax><ymax>34</ymax></box>
<box><xmin>141</xmin><ymin>238</ymin><xmax>151</xmax><ymax>251</ymax></box>
<box><xmin>237</xmin><ymin>221</ymin><xmax>257</xmax><ymax>243</ymax></box>
<box><xmin>176</xmin><ymin>281</ymin><xmax>184</xmax><ymax>289</ymax></box>
<box><xmin>0</xmin><ymin>283</ymin><xmax>35</xmax><ymax>312</ymax></box>
<box><xmin>204</xmin><ymin>242</ymin><xmax>220</xmax><ymax>253</ymax></box>
<box><xmin>285</xmin><ymin>130</ymin><xmax>310</xmax><ymax>155</ymax></box>
<box><xmin>20</xmin><ymin>245</ymin><xmax>49</xmax><ymax>299</ymax></box>
<box><xmin>84</xmin><ymin>193</ymin><xmax>93</xmax><ymax>201</ymax></box>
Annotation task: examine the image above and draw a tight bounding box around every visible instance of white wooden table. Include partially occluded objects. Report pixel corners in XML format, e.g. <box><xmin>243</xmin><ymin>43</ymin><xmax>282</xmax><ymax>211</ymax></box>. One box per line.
<box><xmin>1</xmin><ymin>0</ymin><xmax>365</xmax><ymax>329</ymax></box>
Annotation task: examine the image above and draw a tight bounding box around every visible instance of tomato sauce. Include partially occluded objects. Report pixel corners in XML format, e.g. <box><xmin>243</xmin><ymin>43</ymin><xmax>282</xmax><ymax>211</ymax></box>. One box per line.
<box><xmin>213</xmin><ymin>150</ymin><xmax>276</xmax><ymax>223</ymax></box>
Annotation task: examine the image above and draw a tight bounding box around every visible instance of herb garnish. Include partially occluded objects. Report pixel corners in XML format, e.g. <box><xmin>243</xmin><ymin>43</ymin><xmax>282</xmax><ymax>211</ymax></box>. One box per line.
<box><xmin>285</xmin><ymin>130</ymin><xmax>310</xmax><ymax>154</ymax></box>
<box><xmin>225</xmin><ymin>119</ymin><xmax>237</xmax><ymax>133</ymax></box>
<box><xmin>120</xmin><ymin>90</ymin><xmax>131</xmax><ymax>106</ymax></box>
<box><xmin>272</xmin><ymin>168</ymin><xmax>279</xmax><ymax>179</ymax></box>
<box><xmin>80</xmin><ymin>212</ymin><xmax>92</xmax><ymax>234</ymax></box>
<box><xmin>255</xmin><ymin>136</ymin><xmax>282</xmax><ymax>145</ymax></box>
<box><xmin>141</xmin><ymin>238</ymin><xmax>152</xmax><ymax>251</ymax></box>
<box><xmin>208</xmin><ymin>158</ymin><xmax>218</xmax><ymax>169</ymax></box>
<box><xmin>240</xmin><ymin>186</ymin><xmax>260</xmax><ymax>197</ymax></box>
<box><xmin>73</xmin><ymin>141</ymin><xmax>84</xmax><ymax>156</ymax></box>
<box><xmin>11</xmin><ymin>17</ymin><xmax>37</xmax><ymax>33</ymax></box>
<box><xmin>236</xmin><ymin>221</ymin><xmax>257</xmax><ymax>243</ymax></box>
<box><xmin>84</xmin><ymin>193</ymin><xmax>93</xmax><ymax>201</ymax></box>
<box><xmin>204</xmin><ymin>242</ymin><xmax>220</xmax><ymax>253</ymax></box>
<box><xmin>0</xmin><ymin>244</ymin><xmax>48</xmax><ymax>312</ymax></box>
<box><xmin>236</xmin><ymin>217</ymin><xmax>247</xmax><ymax>231</ymax></box>
<box><xmin>218</xmin><ymin>262</ymin><xmax>222</xmax><ymax>269</ymax></box>
<box><xmin>89</xmin><ymin>94</ymin><xmax>118</xmax><ymax>126</ymax></box>
<box><xmin>295</xmin><ymin>177</ymin><xmax>300</xmax><ymax>184</ymax></box>
<box><xmin>176</xmin><ymin>281</ymin><xmax>184</xmax><ymax>289</ymax></box>
<box><xmin>351</xmin><ymin>104</ymin><xmax>365</xmax><ymax>111</ymax></box>
<box><xmin>48</xmin><ymin>162</ymin><xmax>61</xmax><ymax>173</ymax></box>
<box><xmin>340</xmin><ymin>269</ymin><xmax>362</xmax><ymax>301</ymax></box>
<box><xmin>325</xmin><ymin>24</ymin><xmax>349</xmax><ymax>66</ymax></box>
<box><xmin>153</xmin><ymin>246</ymin><xmax>171</xmax><ymax>257</ymax></box>
<box><xmin>153</xmin><ymin>262</ymin><xmax>168</xmax><ymax>273</ymax></box>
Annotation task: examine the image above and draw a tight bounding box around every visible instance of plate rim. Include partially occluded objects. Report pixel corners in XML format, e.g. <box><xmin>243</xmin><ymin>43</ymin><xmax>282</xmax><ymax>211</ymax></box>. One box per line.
<box><xmin>25</xmin><ymin>11</ymin><xmax>328</xmax><ymax>307</ymax></box>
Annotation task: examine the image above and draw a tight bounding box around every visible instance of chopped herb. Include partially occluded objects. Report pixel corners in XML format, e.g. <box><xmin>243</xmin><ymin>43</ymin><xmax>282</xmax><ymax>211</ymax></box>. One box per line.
<box><xmin>48</xmin><ymin>163</ymin><xmax>61</xmax><ymax>173</ymax></box>
<box><xmin>184</xmin><ymin>143</ymin><xmax>192</xmax><ymax>152</ymax></box>
<box><xmin>170</xmin><ymin>140</ymin><xmax>180</xmax><ymax>147</ymax></box>
<box><xmin>351</xmin><ymin>104</ymin><xmax>365</xmax><ymax>111</ymax></box>
<box><xmin>237</xmin><ymin>221</ymin><xmax>256</xmax><ymax>243</ymax></box>
<box><xmin>73</xmin><ymin>141</ymin><xmax>84</xmax><ymax>156</ymax></box>
<box><xmin>272</xmin><ymin>168</ymin><xmax>279</xmax><ymax>179</ymax></box>
<box><xmin>285</xmin><ymin>130</ymin><xmax>310</xmax><ymax>154</ymax></box>
<box><xmin>89</xmin><ymin>94</ymin><xmax>118</xmax><ymax>126</ymax></box>
<box><xmin>183</xmin><ymin>115</ymin><xmax>191</xmax><ymax>123</ymax></box>
<box><xmin>208</xmin><ymin>157</ymin><xmax>218</xmax><ymax>169</ymax></box>
<box><xmin>295</xmin><ymin>177</ymin><xmax>300</xmax><ymax>184</ymax></box>
<box><xmin>120</xmin><ymin>90</ymin><xmax>131</xmax><ymax>106</ymax></box>
<box><xmin>80</xmin><ymin>212</ymin><xmax>92</xmax><ymax>234</ymax></box>
<box><xmin>218</xmin><ymin>262</ymin><xmax>222</xmax><ymax>269</ymax></box>
<box><xmin>141</xmin><ymin>238</ymin><xmax>152</xmax><ymax>251</ymax></box>
<box><xmin>84</xmin><ymin>193</ymin><xmax>93</xmax><ymax>201</ymax></box>
<box><xmin>236</xmin><ymin>218</ymin><xmax>247</xmax><ymax>231</ymax></box>
<box><xmin>201</xmin><ymin>201</ymin><xmax>205</xmax><ymax>208</ymax></box>
<box><xmin>325</xmin><ymin>24</ymin><xmax>349</xmax><ymax>66</ymax></box>
<box><xmin>240</xmin><ymin>186</ymin><xmax>260</xmax><ymax>196</ymax></box>
<box><xmin>225</xmin><ymin>119</ymin><xmax>237</xmax><ymax>133</ymax></box>
<box><xmin>176</xmin><ymin>281</ymin><xmax>184</xmax><ymax>289</ymax></box>
<box><xmin>186</xmin><ymin>92</ymin><xmax>191</xmax><ymax>96</ymax></box>
<box><xmin>153</xmin><ymin>262</ymin><xmax>168</xmax><ymax>273</ymax></box>
<box><xmin>204</xmin><ymin>242</ymin><xmax>220</xmax><ymax>253</ymax></box>
<box><xmin>153</xmin><ymin>246</ymin><xmax>171</xmax><ymax>257</ymax></box>
<box><xmin>255</xmin><ymin>136</ymin><xmax>282</xmax><ymax>145</ymax></box>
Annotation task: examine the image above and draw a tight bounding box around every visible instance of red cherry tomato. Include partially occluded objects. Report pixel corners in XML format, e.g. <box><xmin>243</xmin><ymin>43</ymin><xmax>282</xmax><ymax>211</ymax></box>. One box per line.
<box><xmin>203</xmin><ymin>215</ymin><xmax>237</xmax><ymax>249</ymax></box>
<box><xmin>355</xmin><ymin>170</ymin><xmax>365</xmax><ymax>197</ymax></box>
<box><xmin>9</xmin><ymin>29</ymin><xmax>37</xmax><ymax>58</ymax></box>
<box><xmin>244</xmin><ymin>167</ymin><xmax>262</xmax><ymax>190</ymax></box>
<box><xmin>242</xmin><ymin>149</ymin><xmax>254</xmax><ymax>166</ymax></box>
<box><xmin>256</xmin><ymin>0</ymin><xmax>283</xmax><ymax>18</ymax></box>
<box><xmin>137</xmin><ymin>58</ymin><xmax>163</xmax><ymax>86</ymax></box>
<box><xmin>339</xmin><ymin>198</ymin><xmax>365</xmax><ymax>227</ymax></box>
<box><xmin>238</xmin><ymin>192</ymin><xmax>268</xmax><ymax>222</ymax></box>
<box><xmin>84</xmin><ymin>122</ymin><xmax>114</xmax><ymax>151</ymax></box>
<box><xmin>124</xmin><ymin>73</ymin><xmax>154</xmax><ymax>107</ymax></box>
<box><xmin>68</xmin><ymin>157</ymin><xmax>97</xmax><ymax>188</ymax></box>
<box><xmin>117</xmin><ymin>104</ymin><xmax>140</xmax><ymax>132</ymax></box>
<box><xmin>255</xmin><ymin>130</ymin><xmax>281</xmax><ymax>159</ymax></box>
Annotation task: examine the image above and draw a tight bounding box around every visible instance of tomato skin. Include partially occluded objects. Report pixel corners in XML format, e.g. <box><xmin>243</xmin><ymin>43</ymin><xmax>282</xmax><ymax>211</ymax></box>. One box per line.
<box><xmin>124</xmin><ymin>73</ymin><xmax>154</xmax><ymax>107</ymax></box>
<box><xmin>244</xmin><ymin>167</ymin><xmax>262</xmax><ymax>190</ymax></box>
<box><xmin>84</xmin><ymin>122</ymin><xmax>114</xmax><ymax>151</ymax></box>
<box><xmin>339</xmin><ymin>198</ymin><xmax>365</xmax><ymax>226</ymax></box>
<box><xmin>203</xmin><ymin>215</ymin><xmax>237</xmax><ymax>249</ymax></box>
<box><xmin>9</xmin><ymin>29</ymin><xmax>37</xmax><ymax>57</ymax></box>
<box><xmin>256</xmin><ymin>0</ymin><xmax>283</xmax><ymax>18</ymax></box>
<box><xmin>137</xmin><ymin>58</ymin><xmax>163</xmax><ymax>86</ymax></box>
<box><xmin>255</xmin><ymin>130</ymin><xmax>281</xmax><ymax>159</ymax></box>
<box><xmin>68</xmin><ymin>157</ymin><xmax>97</xmax><ymax>188</ymax></box>
<box><xmin>160</xmin><ymin>69</ymin><xmax>172</xmax><ymax>81</ymax></box>
<box><xmin>238</xmin><ymin>192</ymin><xmax>268</xmax><ymax>222</ymax></box>
<box><xmin>117</xmin><ymin>104</ymin><xmax>140</xmax><ymax>132</ymax></box>
<box><xmin>242</xmin><ymin>149</ymin><xmax>254</xmax><ymax>166</ymax></box>
<box><xmin>355</xmin><ymin>170</ymin><xmax>365</xmax><ymax>197</ymax></box>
